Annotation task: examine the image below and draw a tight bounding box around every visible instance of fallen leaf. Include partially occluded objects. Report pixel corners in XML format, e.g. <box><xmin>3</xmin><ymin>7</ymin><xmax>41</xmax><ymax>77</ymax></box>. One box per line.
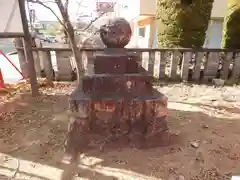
<box><xmin>177</xmin><ymin>175</ymin><xmax>185</xmax><ymax>180</ymax></box>
<box><xmin>202</xmin><ymin>124</ymin><xmax>209</xmax><ymax>129</ymax></box>
<box><xmin>191</xmin><ymin>141</ymin><xmax>200</xmax><ymax>148</ymax></box>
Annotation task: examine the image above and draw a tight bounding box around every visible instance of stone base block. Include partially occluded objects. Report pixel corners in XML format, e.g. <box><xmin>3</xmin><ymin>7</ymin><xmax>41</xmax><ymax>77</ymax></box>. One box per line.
<box><xmin>65</xmin><ymin>91</ymin><xmax>168</xmax><ymax>153</ymax></box>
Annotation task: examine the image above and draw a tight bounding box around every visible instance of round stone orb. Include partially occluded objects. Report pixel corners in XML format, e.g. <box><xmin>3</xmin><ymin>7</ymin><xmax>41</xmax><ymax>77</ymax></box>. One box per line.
<box><xmin>100</xmin><ymin>18</ymin><xmax>132</xmax><ymax>48</ymax></box>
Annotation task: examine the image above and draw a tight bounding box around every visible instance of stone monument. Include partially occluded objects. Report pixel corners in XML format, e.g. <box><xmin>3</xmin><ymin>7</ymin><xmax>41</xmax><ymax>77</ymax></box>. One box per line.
<box><xmin>66</xmin><ymin>18</ymin><xmax>168</xmax><ymax>153</ymax></box>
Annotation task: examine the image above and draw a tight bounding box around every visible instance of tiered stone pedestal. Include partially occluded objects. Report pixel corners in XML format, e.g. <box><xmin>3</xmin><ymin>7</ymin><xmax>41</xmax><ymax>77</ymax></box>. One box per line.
<box><xmin>66</xmin><ymin>49</ymin><xmax>168</xmax><ymax>153</ymax></box>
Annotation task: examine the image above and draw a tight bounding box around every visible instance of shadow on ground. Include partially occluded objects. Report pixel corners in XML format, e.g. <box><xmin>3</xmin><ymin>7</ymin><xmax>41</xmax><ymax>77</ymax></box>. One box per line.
<box><xmin>0</xmin><ymin>93</ymin><xmax>239</xmax><ymax>180</ymax></box>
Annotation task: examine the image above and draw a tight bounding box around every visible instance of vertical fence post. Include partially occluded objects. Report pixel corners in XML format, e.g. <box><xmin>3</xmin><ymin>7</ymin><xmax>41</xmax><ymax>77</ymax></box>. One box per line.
<box><xmin>40</xmin><ymin>50</ymin><xmax>54</xmax><ymax>84</ymax></box>
<box><xmin>181</xmin><ymin>51</ymin><xmax>191</xmax><ymax>81</ymax></box>
<box><xmin>231</xmin><ymin>52</ymin><xmax>240</xmax><ymax>79</ymax></box>
<box><xmin>194</xmin><ymin>52</ymin><xmax>204</xmax><ymax>81</ymax></box>
<box><xmin>32</xmin><ymin>38</ymin><xmax>42</xmax><ymax>77</ymax></box>
<box><xmin>14</xmin><ymin>38</ymin><xmax>29</xmax><ymax>78</ymax></box>
<box><xmin>158</xmin><ymin>51</ymin><xmax>166</xmax><ymax>79</ymax></box>
<box><xmin>169</xmin><ymin>51</ymin><xmax>180</xmax><ymax>80</ymax></box>
<box><xmin>148</xmin><ymin>52</ymin><xmax>155</xmax><ymax>76</ymax></box>
<box><xmin>55</xmin><ymin>51</ymin><xmax>73</xmax><ymax>81</ymax></box>
<box><xmin>142</xmin><ymin>52</ymin><xmax>148</xmax><ymax>70</ymax></box>
<box><xmin>222</xmin><ymin>52</ymin><xmax>233</xmax><ymax>80</ymax></box>
<box><xmin>204</xmin><ymin>52</ymin><xmax>219</xmax><ymax>80</ymax></box>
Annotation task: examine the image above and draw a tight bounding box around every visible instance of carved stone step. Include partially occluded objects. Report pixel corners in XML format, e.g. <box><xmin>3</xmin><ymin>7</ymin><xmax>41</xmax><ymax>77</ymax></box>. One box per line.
<box><xmin>94</xmin><ymin>53</ymin><xmax>143</xmax><ymax>74</ymax></box>
<box><xmin>82</xmin><ymin>74</ymin><xmax>153</xmax><ymax>95</ymax></box>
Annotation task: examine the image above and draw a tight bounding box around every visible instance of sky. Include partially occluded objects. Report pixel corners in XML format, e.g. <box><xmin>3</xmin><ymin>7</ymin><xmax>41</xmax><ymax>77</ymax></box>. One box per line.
<box><xmin>28</xmin><ymin>0</ymin><xmax>115</xmax><ymax>22</ymax></box>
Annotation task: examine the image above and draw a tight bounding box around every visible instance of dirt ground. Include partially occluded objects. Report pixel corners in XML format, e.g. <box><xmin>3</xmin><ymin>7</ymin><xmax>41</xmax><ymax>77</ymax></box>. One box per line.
<box><xmin>0</xmin><ymin>82</ymin><xmax>240</xmax><ymax>180</ymax></box>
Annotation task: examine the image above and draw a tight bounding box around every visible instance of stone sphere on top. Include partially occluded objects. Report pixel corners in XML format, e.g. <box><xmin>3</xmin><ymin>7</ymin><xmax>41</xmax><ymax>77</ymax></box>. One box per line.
<box><xmin>99</xmin><ymin>17</ymin><xmax>132</xmax><ymax>48</ymax></box>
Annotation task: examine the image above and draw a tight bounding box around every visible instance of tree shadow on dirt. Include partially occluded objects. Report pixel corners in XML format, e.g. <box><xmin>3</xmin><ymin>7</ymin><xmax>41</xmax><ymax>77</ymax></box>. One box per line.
<box><xmin>0</xmin><ymin>93</ymin><xmax>240</xmax><ymax>179</ymax></box>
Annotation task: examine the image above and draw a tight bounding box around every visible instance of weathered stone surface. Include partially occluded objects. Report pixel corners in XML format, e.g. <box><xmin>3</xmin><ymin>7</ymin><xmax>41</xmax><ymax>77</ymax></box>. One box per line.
<box><xmin>94</xmin><ymin>52</ymin><xmax>141</xmax><ymax>74</ymax></box>
<box><xmin>99</xmin><ymin>18</ymin><xmax>132</xmax><ymax>48</ymax></box>
<box><xmin>67</xmin><ymin>91</ymin><xmax>168</xmax><ymax>151</ymax></box>
<box><xmin>82</xmin><ymin>74</ymin><xmax>154</xmax><ymax>95</ymax></box>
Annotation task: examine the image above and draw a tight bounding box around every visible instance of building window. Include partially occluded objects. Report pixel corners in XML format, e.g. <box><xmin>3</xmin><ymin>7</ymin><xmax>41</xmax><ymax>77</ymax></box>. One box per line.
<box><xmin>138</xmin><ymin>27</ymin><xmax>146</xmax><ymax>37</ymax></box>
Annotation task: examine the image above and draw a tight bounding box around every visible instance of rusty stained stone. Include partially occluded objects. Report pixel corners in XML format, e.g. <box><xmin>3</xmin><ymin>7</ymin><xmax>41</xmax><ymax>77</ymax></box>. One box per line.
<box><xmin>99</xmin><ymin>18</ymin><xmax>132</xmax><ymax>48</ymax></box>
<box><xmin>68</xmin><ymin>87</ymin><xmax>168</xmax><ymax>151</ymax></box>
<box><xmin>82</xmin><ymin>74</ymin><xmax>154</xmax><ymax>95</ymax></box>
<box><xmin>94</xmin><ymin>53</ymin><xmax>141</xmax><ymax>74</ymax></box>
<box><xmin>67</xmin><ymin>94</ymin><xmax>168</xmax><ymax>151</ymax></box>
<box><xmin>145</xmin><ymin>96</ymin><xmax>169</xmax><ymax>137</ymax></box>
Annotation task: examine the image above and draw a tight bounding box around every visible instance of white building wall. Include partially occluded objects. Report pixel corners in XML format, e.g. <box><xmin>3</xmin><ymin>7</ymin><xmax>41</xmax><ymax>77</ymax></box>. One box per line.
<box><xmin>139</xmin><ymin>0</ymin><xmax>156</xmax><ymax>15</ymax></box>
<box><xmin>116</xmin><ymin>0</ymin><xmax>228</xmax><ymax>48</ymax></box>
<box><xmin>114</xmin><ymin>0</ymin><xmax>141</xmax><ymax>47</ymax></box>
<box><xmin>116</xmin><ymin>0</ymin><xmax>228</xmax><ymax>19</ymax></box>
<box><xmin>138</xmin><ymin>0</ymin><xmax>228</xmax><ymax>18</ymax></box>
<box><xmin>115</xmin><ymin>0</ymin><xmax>140</xmax><ymax>21</ymax></box>
<box><xmin>211</xmin><ymin>0</ymin><xmax>228</xmax><ymax>18</ymax></box>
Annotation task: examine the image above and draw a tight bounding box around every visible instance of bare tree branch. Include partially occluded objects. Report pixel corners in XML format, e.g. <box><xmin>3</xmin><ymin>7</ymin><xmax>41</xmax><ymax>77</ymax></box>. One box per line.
<box><xmin>28</xmin><ymin>0</ymin><xmax>116</xmax><ymax>33</ymax></box>
<box><xmin>64</xmin><ymin>0</ymin><xmax>69</xmax><ymax>14</ymax></box>
<box><xmin>39</xmin><ymin>0</ymin><xmax>55</xmax><ymax>3</ymax></box>
<box><xmin>83</xmin><ymin>12</ymin><xmax>105</xmax><ymax>31</ymax></box>
<box><xmin>27</xmin><ymin>0</ymin><xmax>66</xmax><ymax>29</ymax></box>
<box><xmin>83</xmin><ymin>2</ymin><xmax>116</xmax><ymax>31</ymax></box>
<box><xmin>75</xmin><ymin>0</ymin><xmax>84</xmax><ymax>17</ymax></box>
<box><xmin>55</xmin><ymin>0</ymin><xmax>68</xmax><ymax>19</ymax></box>
<box><xmin>55</xmin><ymin>0</ymin><xmax>69</xmax><ymax>28</ymax></box>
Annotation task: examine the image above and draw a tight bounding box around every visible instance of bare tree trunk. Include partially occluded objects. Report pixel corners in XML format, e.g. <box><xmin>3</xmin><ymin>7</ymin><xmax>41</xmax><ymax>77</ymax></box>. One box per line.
<box><xmin>63</xmin><ymin>30</ymin><xmax>68</xmax><ymax>44</ymax></box>
<box><xmin>56</xmin><ymin>0</ymin><xmax>84</xmax><ymax>85</ymax></box>
<box><xmin>70</xmin><ymin>38</ymin><xmax>84</xmax><ymax>82</ymax></box>
<box><xmin>19</xmin><ymin>0</ymin><xmax>39</xmax><ymax>96</ymax></box>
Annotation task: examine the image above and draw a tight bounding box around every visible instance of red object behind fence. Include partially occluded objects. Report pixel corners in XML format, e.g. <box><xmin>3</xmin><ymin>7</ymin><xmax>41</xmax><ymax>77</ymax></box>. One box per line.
<box><xmin>0</xmin><ymin>68</ymin><xmax>6</xmax><ymax>89</ymax></box>
<box><xmin>0</xmin><ymin>50</ymin><xmax>25</xmax><ymax>79</ymax></box>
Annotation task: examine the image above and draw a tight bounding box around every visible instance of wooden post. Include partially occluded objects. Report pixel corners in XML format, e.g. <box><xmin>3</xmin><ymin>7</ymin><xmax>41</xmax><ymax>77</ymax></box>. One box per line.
<box><xmin>18</xmin><ymin>0</ymin><xmax>39</xmax><ymax>96</ymax></box>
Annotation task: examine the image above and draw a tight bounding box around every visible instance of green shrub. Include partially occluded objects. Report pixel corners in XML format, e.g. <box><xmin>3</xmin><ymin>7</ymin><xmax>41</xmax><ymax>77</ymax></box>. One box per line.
<box><xmin>156</xmin><ymin>0</ymin><xmax>214</xmax><ymax>48</ymax></box>
<box><xmin>222</xmin><ymin>2</ymin><xmax>240</xmax><ymax>49</ymax></box>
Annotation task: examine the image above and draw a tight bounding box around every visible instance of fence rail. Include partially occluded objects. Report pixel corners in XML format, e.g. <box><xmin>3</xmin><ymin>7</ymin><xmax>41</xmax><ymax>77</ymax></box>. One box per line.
<box><xmin>15</xmin><ymin>47</ymin><xmax>240</xmax><ymax>84</ymax></box>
